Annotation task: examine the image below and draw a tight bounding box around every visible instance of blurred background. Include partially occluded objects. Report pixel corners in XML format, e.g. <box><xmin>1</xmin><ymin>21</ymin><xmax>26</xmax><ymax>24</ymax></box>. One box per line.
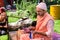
<box><xmin>0</xmin><ymin>0</ymin><xmax>60</xmax><ymax>40</ymax></box>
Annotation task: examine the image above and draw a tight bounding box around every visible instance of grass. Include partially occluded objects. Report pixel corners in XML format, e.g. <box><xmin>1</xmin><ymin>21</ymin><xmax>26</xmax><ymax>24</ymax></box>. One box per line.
<box><xmin>54</xmin><ymin>20</ymin><xmax>60</xmax><ymax>34</ymax></box>
<box><xmin>8</xmin><ymin>17</ymin><xmax>19</xmax><ymax>23</ymax></box>
<box><xmin>0</xmin><ymin>35</ymin><xmax>8</xmax><ymax>40</ymax></box>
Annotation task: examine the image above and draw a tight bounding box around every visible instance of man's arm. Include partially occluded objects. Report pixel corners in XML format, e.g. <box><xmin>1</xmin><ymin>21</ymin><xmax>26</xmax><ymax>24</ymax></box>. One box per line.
<box><xmin>45</xmin><ymin>20</ymin><xmax>54</xmax><ymax>36</ymax></box>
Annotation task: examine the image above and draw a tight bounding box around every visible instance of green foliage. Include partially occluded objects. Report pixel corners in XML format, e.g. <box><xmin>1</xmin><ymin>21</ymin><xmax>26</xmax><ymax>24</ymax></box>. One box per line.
<box><xmin>16</xmin><ymin>0</ymin><xmax>37</xmax><ymax>19</ymax></box>
<box><xmin>16</xmin><ymin>10</ymin><xmax>30</xmax><ymax>18</ymax></box>
<box><xmin>8</xmin><ymin>17</ymin><xmax>19</xmax><ymax>23</ymax></box>
<box><xmin>0</xmin><ymin>35</ymin><xmax>8</xmax><ymax>40</ymax></box>
<box><xmin>6</xmin><ymin>0</ymin><xmax>37</xmax><ymax>21</ymax></box>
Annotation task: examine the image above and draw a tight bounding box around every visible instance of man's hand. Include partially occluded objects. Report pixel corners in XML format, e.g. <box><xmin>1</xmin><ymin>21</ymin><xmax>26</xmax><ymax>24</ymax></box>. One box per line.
<box><xmin>28</xmin><ymin>26</ymin><xmax>35</xmax><ymax>31</ymax></box>
<box><xmin>33</xmin><ymin>31</ymin><xmax>47</xmax><ymax>36</ymax></box>
<box><xmin>23</xmin><ymin>28</ymin><xmax>30</xmax><ymax>33</ymax></box>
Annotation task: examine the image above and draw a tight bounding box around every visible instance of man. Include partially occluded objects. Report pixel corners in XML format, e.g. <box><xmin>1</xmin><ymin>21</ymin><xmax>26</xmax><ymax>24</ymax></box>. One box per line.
<box><xmin>33</xmin><ymin>2</ymin><xmax>54</xmax><ymax>40</ymax></box>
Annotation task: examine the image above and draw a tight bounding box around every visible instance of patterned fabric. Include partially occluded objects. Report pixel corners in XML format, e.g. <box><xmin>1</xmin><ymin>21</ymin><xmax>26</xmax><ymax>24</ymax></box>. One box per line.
<box><xmin>20</xmin><ymin>34</ymin><xmax>30</xmax><ymax>40</ymax></box>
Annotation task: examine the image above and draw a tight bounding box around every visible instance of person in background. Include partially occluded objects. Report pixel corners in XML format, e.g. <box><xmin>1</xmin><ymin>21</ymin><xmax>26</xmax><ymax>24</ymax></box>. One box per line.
<box><xmin>0</xmin><ymin>7</ymin><xmax>8</xmax><ymax>38</ymax></box>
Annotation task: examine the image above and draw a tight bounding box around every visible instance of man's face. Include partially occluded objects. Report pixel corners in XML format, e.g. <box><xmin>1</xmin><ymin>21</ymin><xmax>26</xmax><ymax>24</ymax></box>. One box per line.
<box><xmin>36</xmin><ymin>7</ymin><xmax>45</xmax><ymax>16</ymax></box>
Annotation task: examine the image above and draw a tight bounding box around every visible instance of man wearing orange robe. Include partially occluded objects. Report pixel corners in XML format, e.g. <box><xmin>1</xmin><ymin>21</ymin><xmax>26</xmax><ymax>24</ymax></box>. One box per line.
<box><xmin>33</xmin><ymin>2</ymin><xmax>54</xmax><ymax>40</ymax></box>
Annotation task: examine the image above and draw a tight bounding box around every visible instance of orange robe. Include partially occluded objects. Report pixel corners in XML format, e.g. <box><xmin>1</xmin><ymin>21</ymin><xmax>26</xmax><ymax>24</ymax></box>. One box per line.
<box><xmin>33</xmin><ymin>13</ymin><xmax>54</xmax><ymax>40</ymax></box>
<box><xmin>20</xmin><ymin>34</ymin><xmax>30</xmax><ymax>40</ymax></box>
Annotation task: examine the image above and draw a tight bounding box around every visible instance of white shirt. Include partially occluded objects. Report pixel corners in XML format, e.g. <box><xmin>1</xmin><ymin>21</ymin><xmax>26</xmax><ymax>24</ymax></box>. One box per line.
<box><xmin>45</xmin><ymin>20</ymin><xmax>54</xmax><ymax>36</ymax></box>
